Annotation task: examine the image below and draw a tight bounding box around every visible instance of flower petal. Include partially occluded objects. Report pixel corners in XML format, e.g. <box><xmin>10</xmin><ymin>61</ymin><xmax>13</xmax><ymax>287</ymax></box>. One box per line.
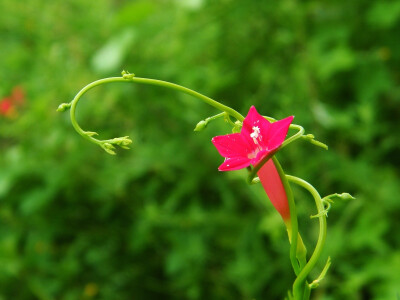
<box><xmin>241</xmin><ymin>106</ymin><xmax>271</xmax><ymax>149</ymax></box>
<box><xmin>267</xmin><ymin>116</ymin><xmax>294</xmax><ymax>151</ymax></box>
<box><xmin>241</xmin><ymin>106</ymin><xmax>272</xmax><ymax>148</ymax></box>
<box><xmin>218</xmin><ymin>157</ymin><xmax>251</xmax><ymax>171</ymax></box>
<box><xmin>212</xmin><ymin>133</ymin><xmax>254</xmax><ymax>158</ymax></box>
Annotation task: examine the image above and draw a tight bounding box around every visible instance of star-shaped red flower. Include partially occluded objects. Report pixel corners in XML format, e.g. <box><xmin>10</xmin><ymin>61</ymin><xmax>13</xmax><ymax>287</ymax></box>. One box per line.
<box><xmin>212</xmin><ymin>106</ymin><xmax>294</xmax><ymax>171</ymax></box>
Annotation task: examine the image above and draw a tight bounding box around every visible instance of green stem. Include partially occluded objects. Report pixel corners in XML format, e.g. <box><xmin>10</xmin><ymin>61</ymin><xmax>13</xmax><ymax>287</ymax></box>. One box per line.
<box><xmin>63</xmin><ymin>73</ymin><xmax>328</xmax><ymax>300</ymax></box>
<box><xmin>69</xmin><ymin>76</ymin><xmax>245</xmax><ymax>144</ymax></box>
<box><xmin>206</xmin><ymin>112</ymin><xmax>226</xmax><ymax>122</ymax></box>
<box><xmin>224</xmin><ymin>113</ymin><xmax>237</xmax><ymax>127</ymax></box>
<box><xmin>281</xmin><ymin>124</ymin><xmax>305</xmax><ymax>149</ymax></box>
<box><xmin>286</xmin><ymin>175</ymin><xmax>327</xmax><ymax>300</ymax></box>
<box><xmin>303</xmin><ymin>284</ymin><xmax>311</xmax><ymax>300</ymax></box>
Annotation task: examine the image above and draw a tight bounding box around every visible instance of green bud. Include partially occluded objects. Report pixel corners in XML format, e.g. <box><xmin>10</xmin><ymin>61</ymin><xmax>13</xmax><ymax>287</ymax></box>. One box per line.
<box><xmin>85</xmin><ymin>131</ymin><xmax>99</xmax><ymax>137</ymax></box>
<box><xmin>324</xmin><ymin>192</ymin><xmax>355</xmax><ymax>202</ymax></box>
<box><xmin>102</xmin><ymin>143</ymin><xmax>116</xmax><ymax>155</ymax></box>
<box><xmin>121</xmin><ymin>70</ymin><xmax>135</xmax><ymax>79</ymax></box>
<box><xmin>57</xmin><ymin>103</ymin><xmax>71</xmax><ymax>112</ymax></box>
<box><xmin>194</xmin><ymin>120</ymin><xmax>208</xmax><ymax>131</ymax></box>
<box><xmin>336</xmin><ymin>193</ymin><xmax>355</xmax><ymax>201</ymax></box>
<box><xmin>312</xmin><ymin>192</ymin><xmax>354</xmax><ymax>218</ymax></box>
<box><xmin>232</xmin><ymin>121</ymin><xmax>242</xmax><ymax>133</ymax></box>
<box><xmin>111</xmin><ymin>136</ymin><xmax>133</xmax><ymax>149</ymax></box>
<box><xmin>251</xmin><ymin>177</ymin><xmax>260</xmax><ymax>184</ymax></box>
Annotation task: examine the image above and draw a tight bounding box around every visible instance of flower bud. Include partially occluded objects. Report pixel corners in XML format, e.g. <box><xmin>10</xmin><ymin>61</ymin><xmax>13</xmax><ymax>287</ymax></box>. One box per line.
<box><xmin>85</xmin><ymin>131</ymin><xmax>98</xmax><ymax>137</ymax></box>
<box><xmin>336</xmin><ymin>193</ymin><xmax>355</xmax><ymax>201</ymax></box>
<box><xmin>121</xmin><ymin>70</ymin><xmax>135</xmax><ymax>79</ymax></box>
<box><xmin>57</xmin><ymin>103</ymin><xmax>71</xmax><ymax>112</ymax></box>
<box><xmin>194</xmin><ymin>120</ymin><xmax>207</xmax><ymax>131</ymax></box>
<box><xmin>102</xmin><ymin>143</ymin><xmax>116</xmax><ymax>155</ymax></box>
<box><xmin>232</xmin><ymin>121</ymin><xmax>242</xmax><ymax>133</ymax></box>
<box><xmin>111</xmin><ymin>136</ymin><xmax>133</xmax><ymax>149</ymax></box>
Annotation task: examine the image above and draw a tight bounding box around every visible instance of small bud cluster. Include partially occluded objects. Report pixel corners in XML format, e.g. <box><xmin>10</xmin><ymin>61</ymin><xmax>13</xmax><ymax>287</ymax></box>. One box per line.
<box><xmin>311</xmin><ymin>192</ymin><xmax>355</xmax><ymax>218</ymax></box>
<box><xmin>101</xmin><ymin>143</ymin><xmax>117</xmax><ymax>155</ymax></box>
<box><xmin>99</xmin><ymin>136</ymin><xmax>133</xmax><ymax>155</ymax></box>
<box><xmin>111</xmin><ymin>136</ymin><xmax>133</xmax><ymax>149</ymax></box>
<box><xmin>121</xmin><ymin>70</ymin><xmax>135</xmax><ymax>79</ymax></box>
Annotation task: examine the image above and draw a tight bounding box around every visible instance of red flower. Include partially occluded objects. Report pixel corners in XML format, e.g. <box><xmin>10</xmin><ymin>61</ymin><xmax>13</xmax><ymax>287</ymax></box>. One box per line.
<box><xmin>212</xmin><ymin>106</ymin><xmax>293</xmax><ymax>221</ymax></box>
<box><xmin>0</xmin><ymin>98</ymin><xmax>14</xmax><ymax>116</ymax></box>
<box><xmin>212</xmin><ymin>106</ymin><xmax>293</xmax><ymax>171</ymax></box>
<box><xmin>0</xmin><ymin>86</ymin><xmax>25</xmax><ymax>118</ymax></box>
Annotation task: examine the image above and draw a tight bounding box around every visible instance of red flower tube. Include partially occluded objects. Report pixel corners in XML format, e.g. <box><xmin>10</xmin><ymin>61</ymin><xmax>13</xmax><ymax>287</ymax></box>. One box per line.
<box><xmin>257</xmin><ymin>159</ymin><xmax>290</xmax><ymax>221</ymax></box>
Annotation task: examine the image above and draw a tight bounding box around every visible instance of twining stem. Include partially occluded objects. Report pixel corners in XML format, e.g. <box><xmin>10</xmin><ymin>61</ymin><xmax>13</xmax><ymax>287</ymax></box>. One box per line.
<box><xmin>66</xmin><ymin>76</ymin><xmax>308</xmax><ymax>282</ymax></box>
<box><xmin>286</xmin><ymin>175</ymin><xmax>327</xmax><ymax>300</ymax></box>
<box><xmin>281</xmin><ymin>124</ymin><xmax>305</xmax><ymax>149</ymax></box>
<box><xmin>66</xmin><ymin>74</ymin><xmax>313</xmax><ymax>161</ymax></box>
<box><xmin>63</xmin><ymin>73</ymin><xmax>332</xmax><ymax>300</ymax></box>
<box><xmin>207</xmin><ymin>112</ymin><xmax>226</xmax><ymax>122</ymax></box>
<box><xmin>69</xmin><ymin>76</ymin><xmax>245</xmax><ymax>145</ymax></box>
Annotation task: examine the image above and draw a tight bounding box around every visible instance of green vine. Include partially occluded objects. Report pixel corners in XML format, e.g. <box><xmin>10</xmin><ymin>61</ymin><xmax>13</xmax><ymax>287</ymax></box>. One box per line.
<box><xmin>59</xmin><ymin>71</ymin><xmax>351</xmax><ymax>300</ymax></box>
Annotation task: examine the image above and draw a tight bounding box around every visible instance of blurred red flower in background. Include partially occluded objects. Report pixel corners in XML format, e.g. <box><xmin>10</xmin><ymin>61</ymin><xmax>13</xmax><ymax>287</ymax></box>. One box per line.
<box><xmin>0</xmin><ymin>98</ymin><xmax>14</xmax><ymax>116</ymax></box>
<box><xmin>0</xmin><ymin>86</ymin><xmax>25</xmax><ymax>118</ymax></box>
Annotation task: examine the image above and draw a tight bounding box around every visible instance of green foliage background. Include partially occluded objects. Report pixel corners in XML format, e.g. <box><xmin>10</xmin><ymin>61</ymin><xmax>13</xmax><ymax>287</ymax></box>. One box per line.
<box><xmin>1</xmin><ymin>0</ymin><xmax>399</xmax><ymax>299</ymax></box>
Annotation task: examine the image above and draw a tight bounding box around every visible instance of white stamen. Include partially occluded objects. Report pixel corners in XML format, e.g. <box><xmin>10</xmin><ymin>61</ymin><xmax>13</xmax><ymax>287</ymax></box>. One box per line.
<box><xmin>250</xmin><ymin>126</ymin><xmax>260</xmax><ymax>144</ymax></box>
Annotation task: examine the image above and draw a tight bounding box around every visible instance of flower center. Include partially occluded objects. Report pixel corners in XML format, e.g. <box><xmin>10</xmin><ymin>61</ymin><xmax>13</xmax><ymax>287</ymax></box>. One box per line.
<box><xmin>248</xmin><ymin>126</ymin><xmax>263</xmax><ymax>160</ymax></box>
<box><xmin>250</xmin><ymin>126</ymin><xmax>261</xmax><ymax>144</ymax></box>
<box><xmin>248</xmin><ymin>151</ymin><xmax>257</xmax><ymax>159</ymax></box>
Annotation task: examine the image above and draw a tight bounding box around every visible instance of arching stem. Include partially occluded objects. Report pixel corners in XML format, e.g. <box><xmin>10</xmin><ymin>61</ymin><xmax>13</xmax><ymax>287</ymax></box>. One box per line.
<box><xmin>68</xmin><ymin>75</ymin><xmax>245</xmax><ymax>148</ymax></box>
<box><xmin>286</xmin><ymin>175</ymin><xmax>327</xmax><ymax>300</ymax></box>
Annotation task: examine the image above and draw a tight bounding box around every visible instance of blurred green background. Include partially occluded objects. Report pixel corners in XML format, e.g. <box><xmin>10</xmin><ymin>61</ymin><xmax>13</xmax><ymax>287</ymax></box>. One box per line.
<box><xmin>1</xmin><ymin>0</ymin><xmax>399</xmax><ymax>299</ymax></box>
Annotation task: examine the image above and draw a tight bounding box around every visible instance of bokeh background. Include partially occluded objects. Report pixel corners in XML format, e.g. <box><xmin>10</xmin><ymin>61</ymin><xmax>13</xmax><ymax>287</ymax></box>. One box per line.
<box><xmin>1</xmin><ymin>0</ymin><xmax>400</xmax><ymax>299</ymax></box>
